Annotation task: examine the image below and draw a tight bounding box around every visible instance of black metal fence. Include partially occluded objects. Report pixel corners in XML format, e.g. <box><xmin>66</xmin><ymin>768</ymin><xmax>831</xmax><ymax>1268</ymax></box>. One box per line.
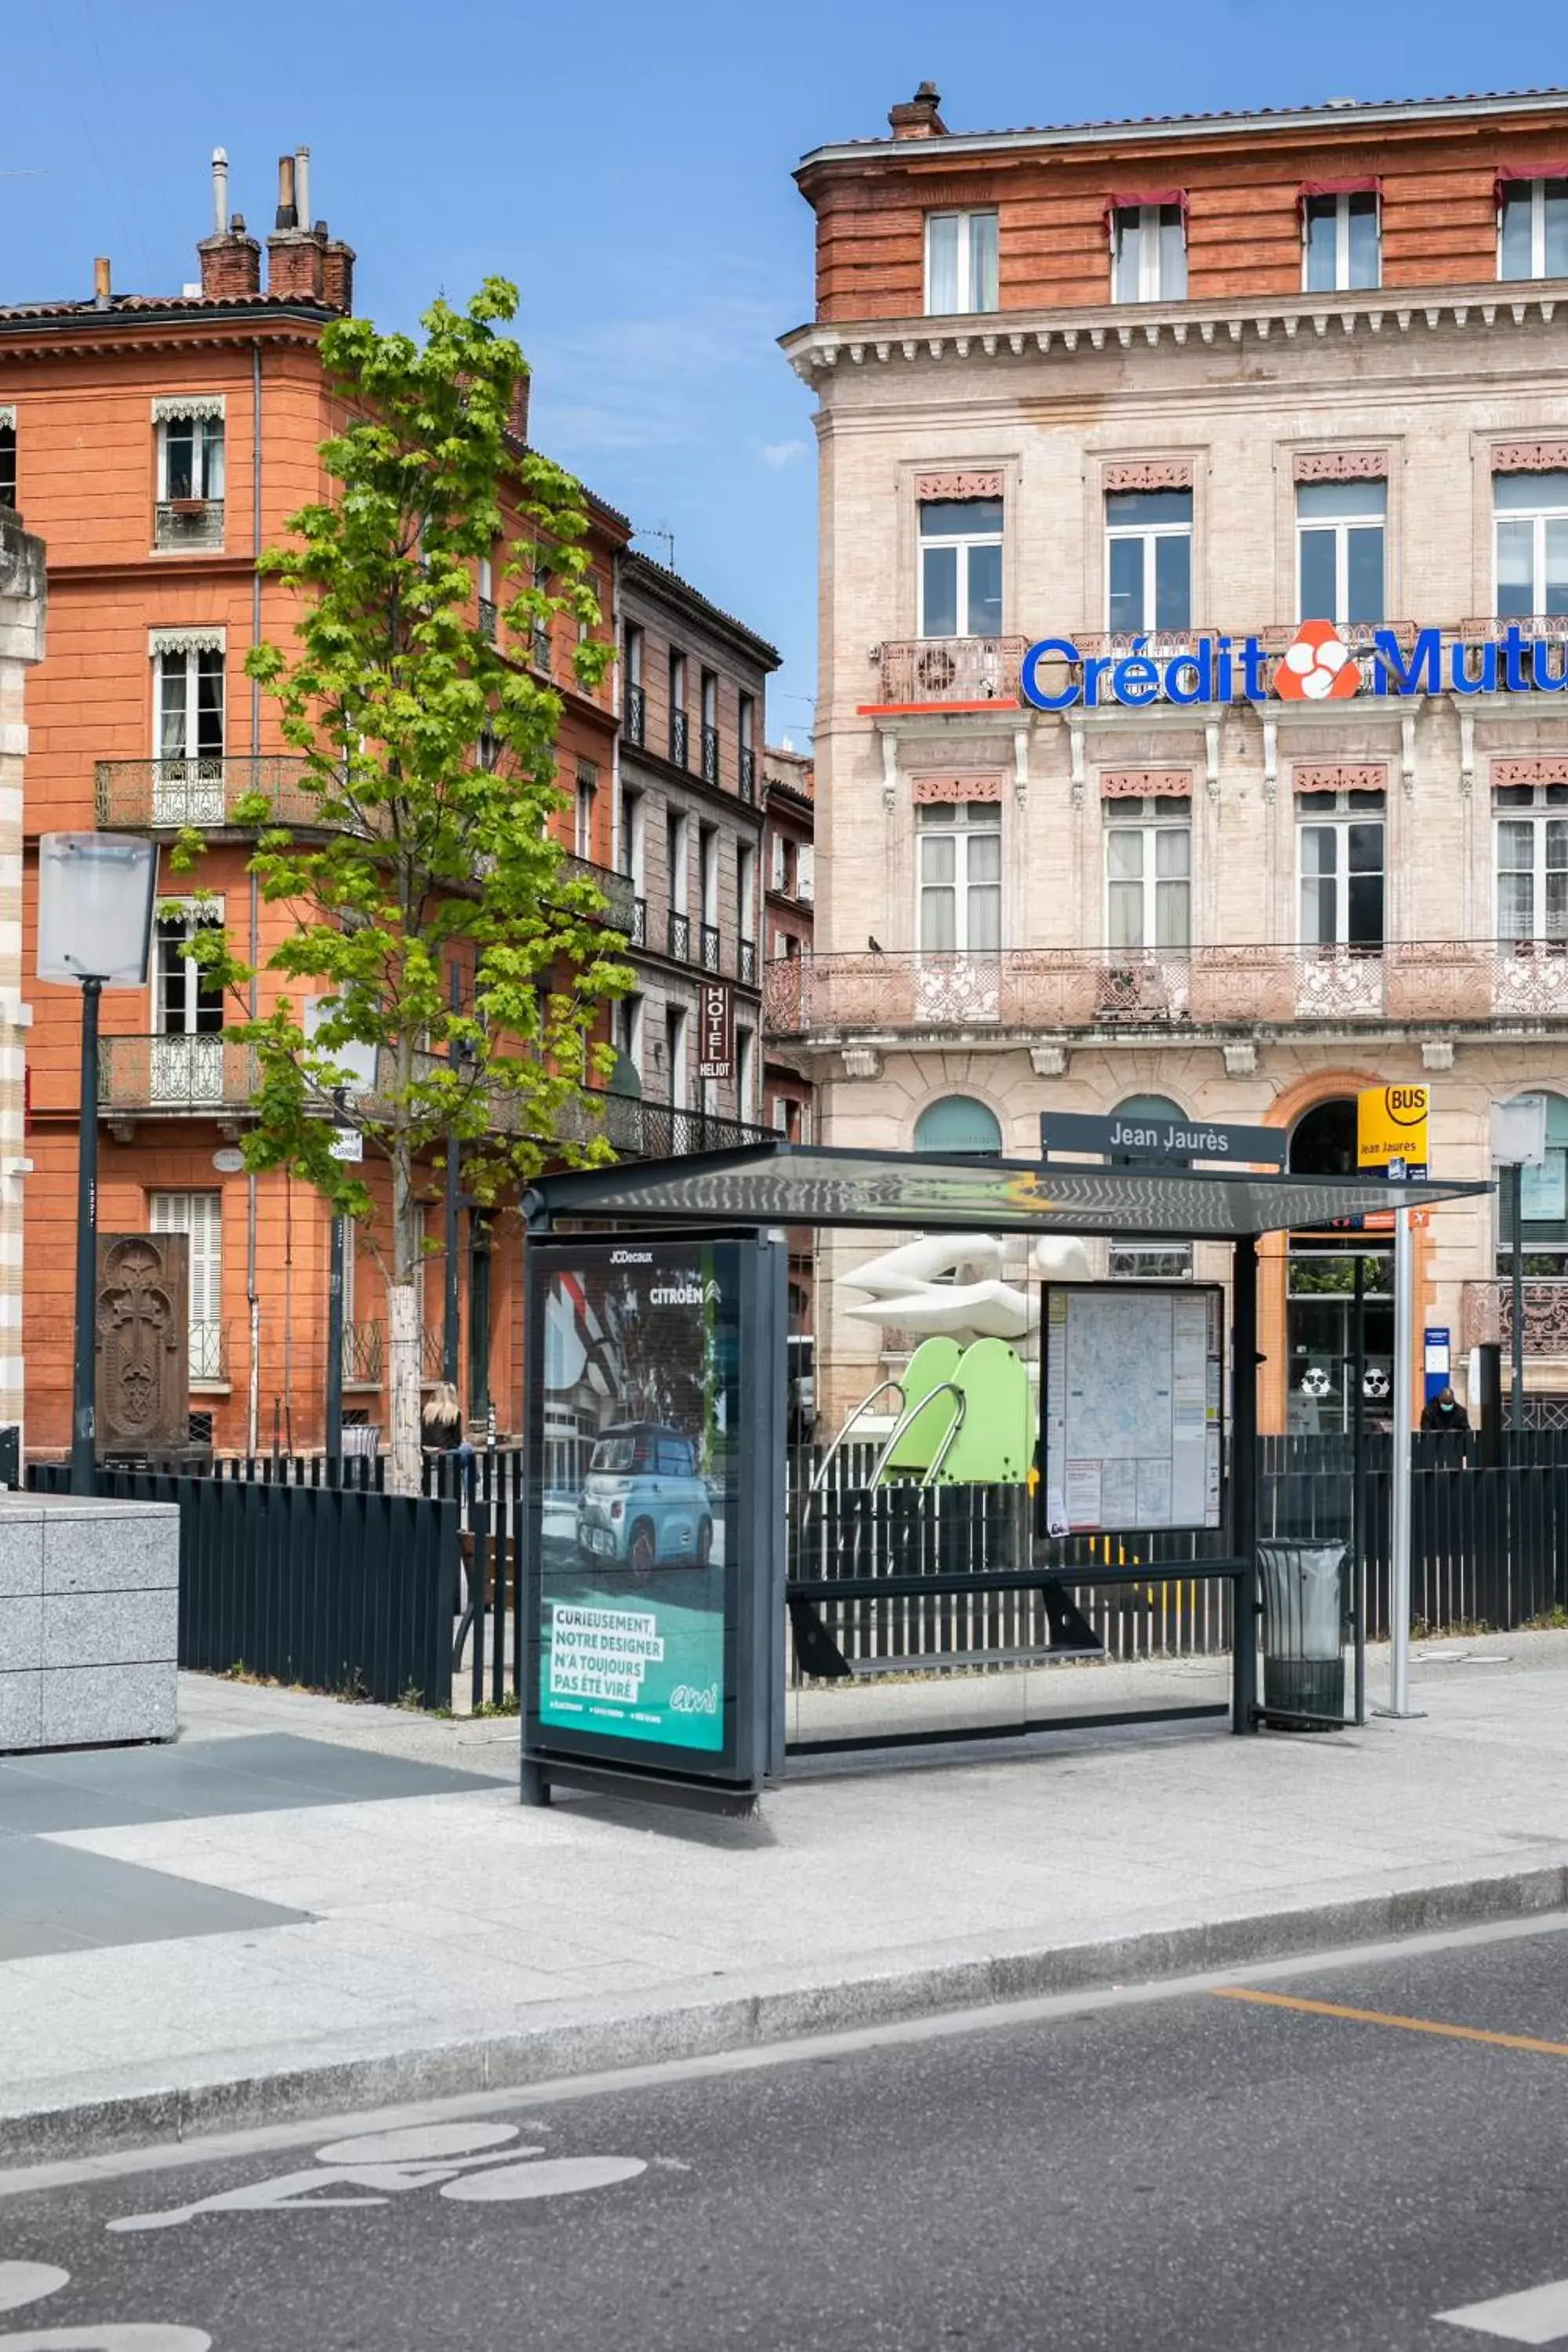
<box><xmin>29</xmin><ymin>1463</ymin><xmax>459</xmax><ymax>1708</ymax></box>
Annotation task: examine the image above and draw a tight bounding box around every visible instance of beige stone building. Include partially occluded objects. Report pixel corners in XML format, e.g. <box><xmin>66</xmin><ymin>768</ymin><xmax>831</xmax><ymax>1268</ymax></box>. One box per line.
<box><xmin>0</xmin><ymin>494</ymin><xmax>44</xmax><ymax>1455</ymax></box>
<box><xmin>775</xmin><ymin>84</ymin><xmax>1568</xmax><ymax>1433</ymax></box>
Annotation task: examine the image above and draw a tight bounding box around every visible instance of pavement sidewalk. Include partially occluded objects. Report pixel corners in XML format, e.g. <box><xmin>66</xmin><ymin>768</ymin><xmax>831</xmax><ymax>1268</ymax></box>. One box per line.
<box><xmin>4</xmin><ymin>1635</ymin><xmax>1568</xmax><ymax>2161</ymax></box>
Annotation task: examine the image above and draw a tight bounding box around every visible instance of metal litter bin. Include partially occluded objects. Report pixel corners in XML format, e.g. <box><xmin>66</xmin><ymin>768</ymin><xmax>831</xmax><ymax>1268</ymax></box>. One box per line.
<box><xmin>1257</xmin><ymin>1540</ymin><xmax>1345</xmax><ymax>1729</ymax></box>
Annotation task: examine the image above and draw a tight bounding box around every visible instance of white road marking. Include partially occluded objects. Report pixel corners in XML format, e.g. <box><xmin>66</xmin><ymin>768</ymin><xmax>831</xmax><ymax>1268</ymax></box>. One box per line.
<box><xmin>0</xmin><ymin>2262</ymin><xmax>211</xmax><ymax>2349</ymax></box>
<box><xmin>0</xmin><ymin>2274</ymin><xmax>69</xmax><ymax>2318</ymax></box>
<box><xmin>1438</xmin><ymin>2280</ymin><xmax>1568</xmax><ymax>2343</ymax></box>
<box><xmin>441</xmin><ymin>2155</ymin><xmax>645</xmax><ymax>2202</ymax></box>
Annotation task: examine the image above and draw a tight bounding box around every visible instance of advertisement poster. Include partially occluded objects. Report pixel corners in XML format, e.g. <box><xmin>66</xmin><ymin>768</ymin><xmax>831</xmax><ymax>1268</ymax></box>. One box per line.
<box><xmin>535</xmin><ymin>1240</ymin><xmax>739</xmax><ymax>1755</ymax></box>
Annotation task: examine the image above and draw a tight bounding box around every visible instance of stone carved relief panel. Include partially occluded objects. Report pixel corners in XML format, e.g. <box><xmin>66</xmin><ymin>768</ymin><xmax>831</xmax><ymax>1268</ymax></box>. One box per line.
<box><xmin>96</xmin><ymin>1232</ymin><xmax>190</xmax><ymax>1454</ymax></box>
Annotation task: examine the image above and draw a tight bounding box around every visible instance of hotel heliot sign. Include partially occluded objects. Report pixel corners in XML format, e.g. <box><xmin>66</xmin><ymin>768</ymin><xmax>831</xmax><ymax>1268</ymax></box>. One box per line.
<box><xmin>1018</xmin><ymin>618</ymin><xmax>1567</xmax><ymax>710</ymax></box>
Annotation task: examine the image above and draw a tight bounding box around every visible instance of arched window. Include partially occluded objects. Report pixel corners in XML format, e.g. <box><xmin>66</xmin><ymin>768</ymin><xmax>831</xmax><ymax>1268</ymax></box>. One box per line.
<box><xmin>1107</xmin><ymin>1094</ymin><xmax>1192</xmax><ymax>1279</ymax></box>
<box><xmin>913</xmin><ymin>1094</ymin><xmax>1003</xmax><ymax>1157</ymax></box>
<box><xmin>1285</xmin><ymin>1094</ymin><xmax>1392</xmax><ymax>1431</ymax></box>
<box><xmin>1500</xmin><ymin>1092</ymin><xmax>1568</xmax><ymax>1274</ymax></box>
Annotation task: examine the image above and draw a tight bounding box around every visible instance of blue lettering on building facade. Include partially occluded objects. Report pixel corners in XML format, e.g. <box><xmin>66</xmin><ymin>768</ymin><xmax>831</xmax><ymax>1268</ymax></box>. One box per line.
<box><xmin>1017</xmin><ymin>624</ymin><xmax>1568</xmax><ymax>711</ymax></box>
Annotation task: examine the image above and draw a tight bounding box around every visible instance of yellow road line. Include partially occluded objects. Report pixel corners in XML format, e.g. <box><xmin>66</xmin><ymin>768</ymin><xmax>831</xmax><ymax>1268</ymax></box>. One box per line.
<box><xmin>1211</xmin><ymin>1985</ymin><xmax>1568</xmax><ymax>2057</ymax></box>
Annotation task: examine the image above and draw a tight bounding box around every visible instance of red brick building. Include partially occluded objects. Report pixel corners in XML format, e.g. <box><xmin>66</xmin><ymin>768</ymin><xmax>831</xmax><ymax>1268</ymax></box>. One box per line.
<box><xmin>5</xmin><ymin>149</ymin><xmax>627</xmax><ymax>1455</ymax></box>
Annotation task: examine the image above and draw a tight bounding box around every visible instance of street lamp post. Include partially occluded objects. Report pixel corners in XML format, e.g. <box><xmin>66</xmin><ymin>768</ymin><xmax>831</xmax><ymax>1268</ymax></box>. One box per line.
<box><xmin>36</xmin><ymin>834</ymin><xmax>158</xmax><ymax>1495</ymax></box>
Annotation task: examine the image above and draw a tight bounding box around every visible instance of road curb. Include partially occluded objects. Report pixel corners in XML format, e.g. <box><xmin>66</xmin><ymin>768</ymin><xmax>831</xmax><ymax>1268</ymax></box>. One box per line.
<box><xmin>4</xmin><ymin>1862</ymin><xmax>1564</xmax><ymax>2165</ymax></box>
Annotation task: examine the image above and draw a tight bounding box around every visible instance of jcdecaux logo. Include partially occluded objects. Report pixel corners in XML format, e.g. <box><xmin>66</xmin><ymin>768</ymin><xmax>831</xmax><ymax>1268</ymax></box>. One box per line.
<box><xmin>1019</xmin><ymin>619</ymin><xmax>1568</xmax><ymax>710</ymax></box>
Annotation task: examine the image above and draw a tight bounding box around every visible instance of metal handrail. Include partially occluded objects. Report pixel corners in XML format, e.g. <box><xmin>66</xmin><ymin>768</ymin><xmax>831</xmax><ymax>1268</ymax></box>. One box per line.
<box><xmin>804</xmin><ymin>1379</ymin><xmax>906</xmax><ymax>1519</ymax></box>
<box><xmin>868</xmin><ymin>1381</ymin><xmax>967</xmax><ymax>1494</ymax></box>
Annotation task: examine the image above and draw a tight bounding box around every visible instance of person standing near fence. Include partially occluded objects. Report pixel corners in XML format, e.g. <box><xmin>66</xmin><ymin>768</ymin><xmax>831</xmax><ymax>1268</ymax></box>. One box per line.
<box><xmin>1420</xmin><ymin>1386</ymin><xmax>1470</xmax><ymax>1434</ymax></box>
<box><xmin>422</xmin><ymin>1382</ymin><xmax>476</xmax><ymax>1501</ymax></box>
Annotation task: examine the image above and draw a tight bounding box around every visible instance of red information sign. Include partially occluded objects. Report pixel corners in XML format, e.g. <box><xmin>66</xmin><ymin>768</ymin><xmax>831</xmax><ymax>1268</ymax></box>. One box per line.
<box><xmin>698</xmin><ymin>981</ymin><xmax>734</xmax><ymax>1080</ymax></box>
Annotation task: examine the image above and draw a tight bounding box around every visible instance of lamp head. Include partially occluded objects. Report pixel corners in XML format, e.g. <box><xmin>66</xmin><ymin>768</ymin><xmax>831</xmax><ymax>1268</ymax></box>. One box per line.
<box><xmin>36</xmin><ymin>833</ymin><xmax>158</xmax><ymax>987</ymax></box>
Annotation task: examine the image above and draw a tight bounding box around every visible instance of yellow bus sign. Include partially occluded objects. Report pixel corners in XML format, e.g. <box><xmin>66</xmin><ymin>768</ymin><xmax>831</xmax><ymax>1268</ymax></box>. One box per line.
<box><xmin>1358</xmin><ymin>1084</ymin><xmax>1429</xmax><ymax>1169</ymax></box>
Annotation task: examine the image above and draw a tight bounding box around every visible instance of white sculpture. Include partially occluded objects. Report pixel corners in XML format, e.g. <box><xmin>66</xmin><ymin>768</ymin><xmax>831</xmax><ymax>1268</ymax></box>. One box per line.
<box><xmin>837</xmin><ymin>1231</ymin><xmax>1091</xmax><ymax>1343</ymax></box>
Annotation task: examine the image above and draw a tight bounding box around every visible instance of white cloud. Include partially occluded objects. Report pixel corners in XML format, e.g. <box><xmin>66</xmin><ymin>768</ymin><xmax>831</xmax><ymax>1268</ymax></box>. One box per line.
<box><xmin>760</xmin><ymin>437</ymin><xmax>808</xmax><ymax>470</ymax></box>
<box><xmin>527</xmin><ymin>278</ymin><xmax>786</xmax><ymax>462</ymax></box>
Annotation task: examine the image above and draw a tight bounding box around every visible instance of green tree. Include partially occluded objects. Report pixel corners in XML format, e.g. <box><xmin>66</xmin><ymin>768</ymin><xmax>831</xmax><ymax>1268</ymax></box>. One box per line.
<box><xmin>192</xmin><ymin>278</ymin><xmax>628</xmax><ymax>1490</ymax></box>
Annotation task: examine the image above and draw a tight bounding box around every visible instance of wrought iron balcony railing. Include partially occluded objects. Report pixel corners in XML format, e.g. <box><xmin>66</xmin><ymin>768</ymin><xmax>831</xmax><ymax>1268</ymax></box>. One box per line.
<box><xmin>188</xmin><ymin>1320</ymin><xmax>230</xmax><ymax>1382</ymax></box>
<box><xmin>630</xmin><ymin>894</ymin><xmax>648</xmax><ymax>949</ymax></box>
<box><xmin>626</xmin><ymin>683</ymin><xmax>645</xmax><ymax>746</ymax></box>
<box><xmin>878</xmin><ymin>635</ymin><xmax>1029</xmax><ymax>706</ymax></box>
<box><xmin>700</xmin><ymin>922</ymin><xmax>721</xmax><ymax>972</ymax></box>
<box><xmin>738</xmin><ymin>938</ymin><xmax>757</xmax><ymax>985</ymax></box>
<box><xmin>98</xmin><ymin>1033</ymin><xmax>258</xmax><ymax>1114</ymax></box>
<box><xmin>554</xmin><ymin>1088</ymin><xmax>774</xmax><ymax>1162</ymax></box>
<box><xmin>343</xmin><ymin>1321</ymin><xmax>385</xmax><ymax>1386</ymax></box>
<box><xmin>739</xmin><ymin>746</ymin><xmax>757</xmax><ymax>804</ymax></box>
<box><xmin>1462</xmin><ymin>1279</ymin><xmax>1568</xmax><ymax>1357</ymax></box>
<box><xmin>477</xmin><ymin>596</ymin><xmax>498</xmax><ymax>642</ymax></box>
<box><xmin>154</xmin><ymin>499</ymin><xmax>224</xmax><ymax>551</ymax></box>
<box><xmin>555</xmin><ymin>854</ymin><xmax>637</xmax><ymax>935</ymax></box>
<box><xmin>667</xmin><ymin>909</ymin><xmax>691</xmax><ymax>961</ymax></box>
<box><xmin>764</xmin><ymin>941</ymin><xmax>1568</xmax><ymax>1039</ymax></box>
<box><xmin>701</xmin><ymin>723</ymin><xmax>720</xmax><ymax>785</ymax></box>
<box><xmin>670</xmin><ymin>709</ymin><xmax>689</xmax><ymax>768</ymax></box>
<box><xmin>95</xmin><ymin>755</ymin><xmax>316</xmax><ymax>831</ymax></box>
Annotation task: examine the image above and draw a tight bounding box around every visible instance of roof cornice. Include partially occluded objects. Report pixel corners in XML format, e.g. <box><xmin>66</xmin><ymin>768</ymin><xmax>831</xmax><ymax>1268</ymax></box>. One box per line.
<box><xmin>781</xmin><ymin>277</ymin><xmax>1568</xmax><ymax>379</ymax></box>
<box><xmin>796</xmin><ymin>86</ymin><xmax>1568</xmax><ymax>178</ymax></box>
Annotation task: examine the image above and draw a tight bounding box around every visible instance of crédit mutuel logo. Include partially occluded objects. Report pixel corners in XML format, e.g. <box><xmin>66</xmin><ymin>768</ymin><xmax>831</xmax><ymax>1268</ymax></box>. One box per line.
<box><xmin>1019</xmin><ymin>618</ymin><xmax>1568</xmax><ymax>710</ymax></box>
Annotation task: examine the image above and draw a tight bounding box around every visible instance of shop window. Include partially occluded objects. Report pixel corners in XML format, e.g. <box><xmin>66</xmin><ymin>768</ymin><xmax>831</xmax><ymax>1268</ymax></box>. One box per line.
<box><xmin>1498</xmin><ymin>1092</ymin><xmax>1568</xmax><ymax>1275</ymax></box>
<box><xmin>913</xmin><ymin>1094</ymin><xmax>1002</xmax><ymax>1157</ymax></box>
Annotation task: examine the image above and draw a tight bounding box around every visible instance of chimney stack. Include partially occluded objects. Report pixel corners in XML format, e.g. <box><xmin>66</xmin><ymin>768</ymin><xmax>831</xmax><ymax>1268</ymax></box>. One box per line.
<box><xmin>198</xmin><ymin>207</ymin><xmax>261</xmax><ymax>300</ymax></box>
<box><xmin>320</xmin><ymin>233</ymin><xmax>355</xmax><ymax>314</ymax></box>
<box><xmin>267</xmin><ymin>147</ymin><xmax>328</xmax><ymax>299</ymax></box>
<box><xmin>93</xmin><ymin>256</ymin><xmax>111</xmax><ymax>309</ymax></box>
<box><xmin>888</xmin><ymin>81</ymin><xmax>947</xmax><ymax>140</ymax></box>
<box><xmin>212</xmin><ymin>147</ymin><xmax>229</xmax><ymax>235</ymax></box>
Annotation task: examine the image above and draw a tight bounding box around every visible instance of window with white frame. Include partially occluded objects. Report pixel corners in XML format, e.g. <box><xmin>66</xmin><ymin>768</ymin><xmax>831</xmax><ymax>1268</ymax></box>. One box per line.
<box><xmin>1303</xmin><ymin>191</ymin><xmax>1380</xmax><ymax>291</ymax></box>
<box><xmin>919</xmin><ymin>497</ymin><xmax>1003</xmax><ymax>638</ymax></box>
<box><xmin>1105</xmin><ymin>489</ymin><xmax>1192</xmax><ymax>633</ymax></box>
<box><xmin>1495</xmin><ymin>781</ymin><xmax>1568</xmax><ymax>946</ymax></box>
<box><xmin>1499</xmin><ymin>177</ymin><xmax>1568</xmax><ymax>281</ymax></box>
<box><xmin>1111</xmin><ymin>204</ymin><xmax>1187</xmax><ymax>303</ymax></box>
<box><xmin>769</xmin><ymin>829</ymin><xmax>790</xmax><ymax>893</ymax></box>
<box><xmin>154</xmin><ymin>905</ymin><xmax>225</xmax><ymax>1036</ymax></box>
<box><xmin>1105</xmin><ymin>797</ymin><xmax>1191</xmax><ymax>950</ymax></box>
<box><xmin>157</xmin><ymin>408</ymin><xmax>225</xmax><ymax>505</ymax></box>
<box><xmin>1298</xmin><ymin>789</ymin><xmax>1385</xmax><ymax>949</ymax></box>
<box><xmin>1495</xmin><ymin>471</ymin><xmax>1568</xmax><ymax>618</ymax></box>
<box><xmin>735</xmin><ymin>1024</ymin><xmax>754</xmax><ymax>1121</ymax></box>
<box><xmin>1298</xmin><ymin>478</ymin><xmax>1386</xmax><ymax>626</ymax></box>
<box><xmin>918</xmin><ymin>802</ymin><xmax>1000</xmax><ymax>953</ymax></box>
<box><xmin>150</xmin><ymin>1192</ymin><xmax>223</xmax><ymax>1382</ymax></box>
<box><xmin>574</xmin><ymin>760</ymin><xmax>597</xmax><ymax>858</ymax></box>
<box><xmin>156</xmin><ymin>641</ymin><xmax>224</xmax><ymax>767</ymax></box>
<box><xmin>925</xmin><ymin>210</ymin><xmax>999</xmax><ymax>314</ymax></box>
<box><xmin>797</xmin><ymin>842</ymin><xmax>815</xmax><ymax>903</ymax></box>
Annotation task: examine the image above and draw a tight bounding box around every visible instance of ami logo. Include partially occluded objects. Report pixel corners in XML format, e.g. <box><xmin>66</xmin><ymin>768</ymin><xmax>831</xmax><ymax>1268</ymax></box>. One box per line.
<box><xmin>1273</xmin><ymin>619</ymin><xmax>1360</xmax><ymax>703</ymax></box>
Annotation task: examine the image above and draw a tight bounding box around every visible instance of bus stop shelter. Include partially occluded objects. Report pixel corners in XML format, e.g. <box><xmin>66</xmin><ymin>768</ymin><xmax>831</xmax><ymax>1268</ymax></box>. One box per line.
<box><xmin>520</xmin><ymin>1144</ymin><xmax>1487</xmax><ymax>1813</ymax></box>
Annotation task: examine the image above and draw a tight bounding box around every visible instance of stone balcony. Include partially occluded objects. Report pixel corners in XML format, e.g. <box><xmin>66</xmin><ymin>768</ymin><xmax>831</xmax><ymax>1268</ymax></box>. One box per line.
<box><xmin>764</xmin><ymin>941</ymin><xmax>1568</xmax><ymax>1044</ymax></box>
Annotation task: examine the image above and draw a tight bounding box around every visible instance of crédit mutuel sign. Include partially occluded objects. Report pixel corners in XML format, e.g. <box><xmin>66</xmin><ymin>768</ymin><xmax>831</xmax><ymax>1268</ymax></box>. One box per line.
<box><xmin>1019</xmin><ymin>618</ymin><xmax>1568</xmax><ymax>710</ymax></box>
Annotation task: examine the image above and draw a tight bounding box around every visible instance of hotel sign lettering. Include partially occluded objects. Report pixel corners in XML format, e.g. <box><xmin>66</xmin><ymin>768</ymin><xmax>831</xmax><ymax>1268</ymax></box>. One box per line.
<box><xmin>698</xmin><ymin>982</ymin><xmax>735</xmax><ymax>1082</ymax></box>
<box><xmin>1020</xmin><ymin>619</ymin><xmax>1568</xmax><ymax>712</ymax></box>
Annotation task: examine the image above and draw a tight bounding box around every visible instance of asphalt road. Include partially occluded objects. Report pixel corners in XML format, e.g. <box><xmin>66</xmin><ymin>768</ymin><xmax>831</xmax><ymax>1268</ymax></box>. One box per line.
<box><xmin>5</xmin><ymin>1918</ymin><xmax>1568</xmax><ymax>2350</ymax></box>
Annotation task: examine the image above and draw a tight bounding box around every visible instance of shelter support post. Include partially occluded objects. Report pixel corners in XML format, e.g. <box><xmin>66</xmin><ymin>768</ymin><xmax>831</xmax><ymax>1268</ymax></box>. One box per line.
<box><xmin>1231</xmin><ymin>1236</ymin><xmax>1259</xmax><ymax>1734</ymax></box>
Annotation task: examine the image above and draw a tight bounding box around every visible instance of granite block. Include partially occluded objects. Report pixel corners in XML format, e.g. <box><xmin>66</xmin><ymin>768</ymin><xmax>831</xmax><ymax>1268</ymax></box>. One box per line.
<box><xmin>0</xmin><ymin>1669</ymin><xmax>42</xmax><ymax>1751</ymax></box>
<box><xmin>40</xmin><ymin>1663</ymin><xmax>176</xmax><ymax>1748</ymax></box>
<box><xmin>0</xmin><ymin>1594</ymin><xmax>43</xmax><ymax>1672</ymax></box>
<box><xmin>42</xmin><ymin>1588</ymin><xmax>177</xmax><ymax>1670</ymax></box>
<box><xmin>41</xmin><ymin>1506</ymin><xmax>179</xmax><ymax>1595</ymax></box>
<box><xmin>0</xmin><ymin>1518</ymin><xmax>42</xmax><ymax>1600</ymax></box>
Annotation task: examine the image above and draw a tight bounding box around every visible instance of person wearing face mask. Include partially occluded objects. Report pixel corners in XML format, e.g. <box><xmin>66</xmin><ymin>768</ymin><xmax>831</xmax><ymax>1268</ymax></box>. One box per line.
<box><xmin>1420</xmin><ymin>1385</ymin><xmax>1470</xmax><ymax>1433</ymax></box>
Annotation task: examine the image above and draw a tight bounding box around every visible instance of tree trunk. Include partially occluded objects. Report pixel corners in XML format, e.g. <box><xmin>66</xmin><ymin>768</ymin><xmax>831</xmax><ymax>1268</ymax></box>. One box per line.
<box><xmin>387</xmin><ymin>1132</ymin><xmax>423</xmax><ymax>1494</ymax></box>
<box><xmin>387</xmin><ymin>1279</ymin><xmax>423</xmax><ymax>1494</ymax></box>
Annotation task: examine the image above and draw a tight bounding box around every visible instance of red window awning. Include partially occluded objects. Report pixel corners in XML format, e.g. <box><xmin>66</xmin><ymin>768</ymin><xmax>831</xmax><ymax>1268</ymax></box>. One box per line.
<box><xmin>1298</xmin><ymin>177</ymin><xmax>1381</xmax><ymax>214</ymax></box>
<box><xmin>1495</xmin><ymin>162</ymin><xmax>1568</xmax><ymax>201</ymax></box>
<box><xmin>1102</xmin><ymin>189</ymin><xmax>1189</xmax><ymax>229</ymax></box>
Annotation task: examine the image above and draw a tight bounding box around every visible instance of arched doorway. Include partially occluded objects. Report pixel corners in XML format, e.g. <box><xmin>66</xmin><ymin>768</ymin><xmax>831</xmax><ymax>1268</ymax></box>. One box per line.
<box><xmin>1285</xmin><ymin>1098</ymin><xmax>1393</xmax><ymax>1432</ymax></box>
<box><xmin>1107</xmin><ymin>1093</ymin><xmax>1193</xmax><ymax>1281</ymax></box>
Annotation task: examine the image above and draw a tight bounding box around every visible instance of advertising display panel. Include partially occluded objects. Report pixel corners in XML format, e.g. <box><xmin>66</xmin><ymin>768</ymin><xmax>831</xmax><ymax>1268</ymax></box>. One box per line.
<box><xmin>523</xmin><ymin>1230</ymin><xmax>786</xmax><ymax>1806</ymax></box>
<box><xmin>1039</xmin><ymin>1283</ymin><xmax>1225</xmax><ymax>1538</ymax></box>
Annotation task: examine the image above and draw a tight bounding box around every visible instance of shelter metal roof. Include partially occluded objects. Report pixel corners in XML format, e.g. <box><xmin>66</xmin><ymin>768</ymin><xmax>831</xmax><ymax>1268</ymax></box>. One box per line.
<box><xmin>527</xmin><ymin>1145</ymin><xmax>1490</xmax><ymax>1243</ymax></box>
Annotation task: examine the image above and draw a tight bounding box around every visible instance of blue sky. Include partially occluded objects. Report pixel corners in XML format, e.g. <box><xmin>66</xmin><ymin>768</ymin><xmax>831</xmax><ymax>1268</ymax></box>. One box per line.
<box><xmin>3</xmin><ymin>2</ymin><xmax>1558</xmax><ymax>742</ymax></box>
